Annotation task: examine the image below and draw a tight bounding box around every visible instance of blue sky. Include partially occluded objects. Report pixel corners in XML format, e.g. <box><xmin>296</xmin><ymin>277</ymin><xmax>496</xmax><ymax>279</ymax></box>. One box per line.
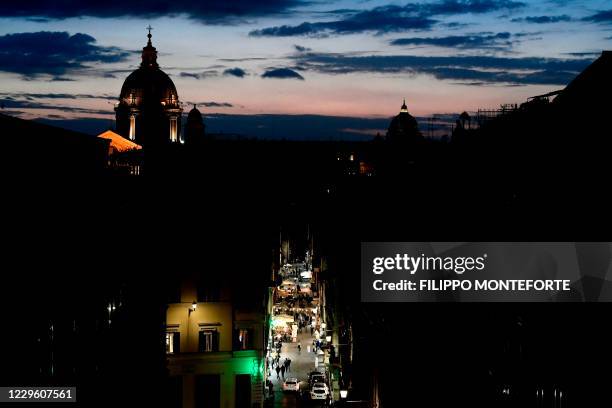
<box><xmin>0</xmin><ymin>1</ymin><xmax>610</xmax><ymax>138</ymax></box>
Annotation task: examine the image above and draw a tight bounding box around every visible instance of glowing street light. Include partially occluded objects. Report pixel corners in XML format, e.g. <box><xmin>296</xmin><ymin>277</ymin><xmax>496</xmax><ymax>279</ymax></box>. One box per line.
<box><xmin>190</xmin><ymin>301</ymin><xmax>197</xmax><ymax>314</ymax></box>
<box><xmin>340</xmin><ymin>390</ymin><xmax>348</xmax><ymax>399</ymax></box>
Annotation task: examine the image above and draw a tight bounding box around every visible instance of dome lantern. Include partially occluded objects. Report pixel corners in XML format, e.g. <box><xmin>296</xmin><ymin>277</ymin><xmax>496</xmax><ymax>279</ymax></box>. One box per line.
<box><xmin>141</xmin><ymin>25</ymin><xmax>159</xmax><ymax>69</ymax></box>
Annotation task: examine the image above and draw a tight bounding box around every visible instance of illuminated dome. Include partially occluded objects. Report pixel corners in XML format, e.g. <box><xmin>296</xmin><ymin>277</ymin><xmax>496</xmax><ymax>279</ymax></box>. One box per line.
<box><xmin>119</xmin><ymin>68</ymin><xmax>179</xmax><ymax>105</ymax></box>
<box><xmin>386</xmin><ymin>99</ymin><xmax>421</xmax><ymax>143</ymax></box>
<box><xmin>115</xmin><ymin>28</ymin><xmax>182</xmax><ymax>147</ymax></box>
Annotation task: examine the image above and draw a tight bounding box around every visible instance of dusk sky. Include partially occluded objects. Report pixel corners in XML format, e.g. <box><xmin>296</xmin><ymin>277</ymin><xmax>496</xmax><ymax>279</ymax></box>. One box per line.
<box><xmin>1</xmin><ymin>0</ymin><xmax>611</xmax><ymax>138</ymax></box>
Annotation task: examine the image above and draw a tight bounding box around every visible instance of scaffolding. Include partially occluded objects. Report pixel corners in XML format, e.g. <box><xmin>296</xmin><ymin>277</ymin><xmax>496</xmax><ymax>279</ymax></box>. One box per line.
<box><xmin>476</xmin><ymin>104</ymin><xmax>520</xmax><ymax>127</ymax></box>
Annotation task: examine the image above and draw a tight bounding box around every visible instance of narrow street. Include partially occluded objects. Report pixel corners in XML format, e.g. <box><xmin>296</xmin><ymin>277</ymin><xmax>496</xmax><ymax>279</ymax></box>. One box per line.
<box><xmin>270</xmin><ymin>331</ymin><xmax>322</xmax><ymax>407</ymax></box>
<box><xmin>265</xmin><ymin>262</ymin><xmax>332</xmax><ymax>407</ymax></box>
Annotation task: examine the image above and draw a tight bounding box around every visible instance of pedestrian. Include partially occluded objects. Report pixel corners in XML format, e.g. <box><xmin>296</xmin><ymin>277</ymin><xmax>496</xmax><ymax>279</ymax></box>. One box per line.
<box><xmin>297</xmin><ymin>342</ymin><xmax>301</xmax><ymax>354</ymax></box>
<box><xmin>280</xmin><ymin>365</ymin><xmax>285</xmax><ymax>378</ymax></box>
<box><xmin>275</xmin><ymin>365</ymin><xmax>280</xmax><ymax>379</ymax></box>
<box><xmin>310</xmin><ymin>326</ymin><xmax>314</xmax><ymax>335</ymax></box>
<box><xmin>287</xmin><ymin>358</ymin><xmax>292</xmax><ymax>372</ymax></box>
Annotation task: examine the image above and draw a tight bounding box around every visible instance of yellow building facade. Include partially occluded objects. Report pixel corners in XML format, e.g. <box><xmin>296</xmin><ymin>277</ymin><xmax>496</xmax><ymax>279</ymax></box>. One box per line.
<box><xmin>165</xmin><ymin>276</ymin><xmax>269</xmax><ymax>408</ymax></box>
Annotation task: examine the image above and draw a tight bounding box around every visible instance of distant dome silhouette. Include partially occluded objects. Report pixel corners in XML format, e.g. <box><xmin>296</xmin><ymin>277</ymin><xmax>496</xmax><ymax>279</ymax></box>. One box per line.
<box><xmin>115</xmin><ymin>27</ymin><xmax>183</xmax><ymax>147</ymax></box>
<box><xmin>386</xmin><ymin>99</ymin><xmax>422</xmax><ymax>143</ymax></box>
<box><xmin>184</xmin><ymin>104</ymin><xmax>206</xmax><ymax>145</ymax></box>
<box><xmin>187</xmin><ymin>104</ymin><xmax>203</xmax><ymax>121</ymax></box>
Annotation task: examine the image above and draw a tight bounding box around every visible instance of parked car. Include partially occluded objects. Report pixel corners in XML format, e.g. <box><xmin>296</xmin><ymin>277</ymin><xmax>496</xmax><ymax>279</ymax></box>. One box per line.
<box><xmin>310</xmin><ymin>373</ymin><xmax>326</xmax><ymax>386</ymax></box>
<box><xmin>310</xmin><ymin>386</ymin><xmax>329</xmax><ymax>400</ymax></box>
<box><xmin>312</xmin><ymin>382</ymin><xmax>329</xmax><ymax>393</ymax></box>
<box><xmin>283</xmin><ymin>378</ymin><xmax>299</xmax><ymax>392</ymax></box>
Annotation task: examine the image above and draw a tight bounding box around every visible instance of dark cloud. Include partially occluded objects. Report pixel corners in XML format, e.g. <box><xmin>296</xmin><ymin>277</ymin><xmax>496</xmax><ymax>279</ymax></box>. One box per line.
<box><xmin>511</xmin><ymin>15</ymin><xmax>571</xmax><ymax>24</ymax></box>
<box><xmin>443</xmin><ymin>22</ymin><xmax>472</xmax><ymax>29</ymax></box>
<box><xmin>583</xmin><ymin>10</ymin><xmax>612</xmax><ymax>24</ymax></box>
<box><xmin>426</xmin><ymin>0</ymin><xmax>525</xmax><ymax>15</ymax></box>
<box><xmin>50</xmin><ymin>76</ymin><xmax>76</xmax><ymax>82</ymax></box>
<box><xmin>218</xmin><ymin>57</ymin><xmax>268</xmax><ymax>62</ymax></box>
<box><xmin>390</xmin><ymin>32</ymin><xmax>513</xmax><ymax>49</ymax></box>
<box><xmin>250</xmin><ymin>1</ymin><xmax>525</xmax><ymax>37</ymax></box>
<box><xmin>185</xmin><ymin>101</ymin><xmax>234</xmax><ymax>108</ymax></box>
<box><xmin>1</xmin><ymin>99</ymin><xmax>112</xmax><ymax>115</ymax></box>
<box><xmin>563</xmin><ymin>51</ymin><xmax>601</xmax><ymax>57</ymax></box>
<box><xmin>223</xmin><ymin>67</ymin><xmax>247</xmax><ymax>77</ymax></box>
<box><xmin>250</xmin><ymin>7</ymin><xmax>436</xmax><ymax>37</ymax></box>
<box><xmin>0</xmin><ymin>1</ymin><xmax>306</xmax><ymax>23</ymax></box>
<box><xmin>1</xmin><ymin>92</ymin><xmax>117</xmax><ymax>101</ymax></box>
<box><xmin>0</xmin><ymin>31</ymin><xmax>129</xmax><ymax>78</ymax></box>
<box><xmin>179</xmin><ymin>70</ymin><xmax>219</xmax><ymax>79</ymax></box>
<box><xmin>180</xmin><ymin>72</ymin><xmax>201</xmax><ymax>79</ymax></box>
<box><xmin>202</xmin><ymin>102</ymin><xmax>233</xmax><ymax>107</ymax></box>
<box><xmin>294</xmin><ymin>45</ymin><xmax>312</xmax><ymax>52</ymax></box>
<box><xmin>292</xmin><ymin>52</ymin><xmax>593</xmax><ymax>85</ymax></box>
<box><xmin>261</xmin><ymin>68</ymin><xmax>304</xmax><ymax>80</ymax></box>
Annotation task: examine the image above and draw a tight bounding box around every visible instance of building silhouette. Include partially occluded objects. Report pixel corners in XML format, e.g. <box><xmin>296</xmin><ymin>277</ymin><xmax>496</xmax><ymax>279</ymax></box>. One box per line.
<box><xmin>115</xmin><ymin>28</ymin><xmax>183</xmax><ymax>147</ymax></box>
<box><xmin>184</xmin><ymin>105</ymin><xmax>206</xmax><ymax>145</ymax></box>
<box><xmin>385</xmin><ymin>99</ymin><xmax>422</xmax><ymax>143</ymax></box>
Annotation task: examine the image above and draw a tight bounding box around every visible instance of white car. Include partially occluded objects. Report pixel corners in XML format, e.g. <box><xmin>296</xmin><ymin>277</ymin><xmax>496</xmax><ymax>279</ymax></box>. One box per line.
<box><xmin>283</xmin><ymin>378</ymin><xmax>299</xmax><ymax>392</ymax></box>
<box><xmin>310</xmin><ymin>386</ymin><xmax>329</xmax><ymax>400</ymax></box>
<box><xmin>312</xmin><ymin>383</ymin><xmax>329</xmax><ymax>394</ymax></box>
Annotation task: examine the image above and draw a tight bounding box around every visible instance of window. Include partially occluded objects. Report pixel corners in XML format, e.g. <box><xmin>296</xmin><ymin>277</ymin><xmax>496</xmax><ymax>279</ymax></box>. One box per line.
<box><xmin>170</xmin><ymin>117</ymin><xmax>178</xmax><ymax>142</ymax></box>
<box><xmin>197</xmin><ymin>280</ymin><xmax>221</xmax><ymax>302</ymax></box>
<box><xmin>129</xmin><ymin>114</ymin><xmax>136</xmax><ymax>140</ymax></box>
<box><xmin>234</xmin><ymin>328</ymin><xmax>254</xmax><ymax>350</ymax></box>
<box><xmin>166</xmin><ymin>332</ymin><xmax>180</xmax><ymax>354</ymax></box>
<box><xmin>199</xmin><ymin>329</ymin><xmax>219</xmax><ymax>352</ymax></box>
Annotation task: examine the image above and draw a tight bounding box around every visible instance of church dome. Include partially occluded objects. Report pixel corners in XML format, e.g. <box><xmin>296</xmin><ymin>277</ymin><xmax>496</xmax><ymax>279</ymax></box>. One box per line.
<box><xmin>187</xmin><ymin>105</ymin><xmax>203</xmax><ymax>122</ymax></box>
<box><xmin>184</xmin><ymin>104</ymin><xmax>206</xmax><ymax>145</ymax></box>
<box><xmin>114</xmin><ymin>28</ymin><xmax>182</xmax><ymax>146</ymax></box>
<box><xmin>118</xmin><ymin>29</ymin><xmax>179</xmax><ymax>108</ymax></box>
<box><xmin>386</xmin><ymin>99</ymin><xmax>421</xmax><ymax>143</ymax></box>
<box><xmin>119</xmin><ymin>68</ymin><xmax>178</xmax><ymax>106</ymax></box>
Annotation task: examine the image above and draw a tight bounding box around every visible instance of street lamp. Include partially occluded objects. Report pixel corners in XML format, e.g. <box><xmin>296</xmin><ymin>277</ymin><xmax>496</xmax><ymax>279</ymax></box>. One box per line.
<box><xmin>340</xmin><ymin>390</ymin><xmax>348</xmax><ymax>399</ymax></box>
<box><xmin>190</xmin><ymin>301</ymin><xmax>197</xmax><ymax>314</ymax></box>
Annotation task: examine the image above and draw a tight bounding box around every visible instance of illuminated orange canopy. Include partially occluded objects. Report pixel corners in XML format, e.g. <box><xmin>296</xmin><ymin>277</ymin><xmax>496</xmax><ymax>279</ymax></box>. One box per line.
<box><xmin>97</xmin><ymin>130</ymin><xmax>142</xmax><ymax>153</ymax></box>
